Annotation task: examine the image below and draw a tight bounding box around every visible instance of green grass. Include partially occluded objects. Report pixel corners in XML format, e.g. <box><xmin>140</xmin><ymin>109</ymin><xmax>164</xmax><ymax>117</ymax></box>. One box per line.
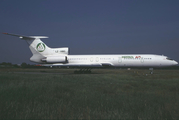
<box><xmin>0</xmin><ymin>68</ymin><xmax>179</xmax><ymax>119</ymax></box>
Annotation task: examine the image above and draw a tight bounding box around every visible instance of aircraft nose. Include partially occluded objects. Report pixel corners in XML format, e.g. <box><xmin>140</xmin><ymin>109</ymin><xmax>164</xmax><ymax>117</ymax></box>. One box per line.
<box><xmin>174</xmin><ymin>61</ymin><xmax>178</xmax><ymax>65</ymax></box>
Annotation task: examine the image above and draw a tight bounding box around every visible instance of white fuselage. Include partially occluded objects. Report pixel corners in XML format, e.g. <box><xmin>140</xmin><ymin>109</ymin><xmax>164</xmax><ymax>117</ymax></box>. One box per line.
<box><xmin>48</xmin><ymin>54</ymin><xmax>178</xmax><ymax>67</ymax></box>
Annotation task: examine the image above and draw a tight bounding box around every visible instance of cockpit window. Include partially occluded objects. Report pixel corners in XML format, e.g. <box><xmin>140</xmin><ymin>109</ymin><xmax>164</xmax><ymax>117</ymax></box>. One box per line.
<box><xmin>166</xmin><ymin>57</ymin><xmax>173</xmax><ymax>61</ymax></box>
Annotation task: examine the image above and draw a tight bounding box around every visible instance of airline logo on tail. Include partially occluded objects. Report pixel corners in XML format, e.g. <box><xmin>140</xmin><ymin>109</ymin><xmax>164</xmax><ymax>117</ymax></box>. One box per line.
<box><xmin>36</xmin><ymin>43</ymin><xmax>46</xmax><ymax>52</ymax></box>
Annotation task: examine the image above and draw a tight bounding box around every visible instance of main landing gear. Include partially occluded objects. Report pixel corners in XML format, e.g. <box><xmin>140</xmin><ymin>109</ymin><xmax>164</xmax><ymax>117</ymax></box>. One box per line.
<box><xmin>74</xmin><ymin>68</ymin><xmax>92</xmax><ymax>74</ymax></box>
<box><xmin>149</xmin><ymin>68</ymin><xmax>153</xmax><ymax>74</ymax></box>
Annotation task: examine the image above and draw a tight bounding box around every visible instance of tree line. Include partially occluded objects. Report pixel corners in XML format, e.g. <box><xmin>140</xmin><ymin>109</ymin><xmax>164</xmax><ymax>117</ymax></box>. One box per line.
<box><xmin>0</xmin><ymin>62</ymin><xmax>43</xmax><ymax>68</ymax></box>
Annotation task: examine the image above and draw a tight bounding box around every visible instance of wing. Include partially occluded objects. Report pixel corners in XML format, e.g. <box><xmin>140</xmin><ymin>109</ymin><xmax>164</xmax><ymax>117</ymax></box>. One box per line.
<box><xmin>41</xmin><ymin>63</ymin><xmax>113</xmax><ymax>68</ymax></box>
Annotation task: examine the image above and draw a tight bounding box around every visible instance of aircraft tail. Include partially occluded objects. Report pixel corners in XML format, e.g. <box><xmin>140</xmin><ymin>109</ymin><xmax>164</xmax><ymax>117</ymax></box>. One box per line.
<box><xmin>3</xmin><ymin>33</ymin><xmax>69</xmax><ymax>63</ymax></box>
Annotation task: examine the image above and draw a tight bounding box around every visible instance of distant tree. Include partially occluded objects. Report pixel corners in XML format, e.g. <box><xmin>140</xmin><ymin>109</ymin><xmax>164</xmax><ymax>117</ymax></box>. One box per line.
<box><xmin>13</xmin><ymin>64</ymin><xmax>19</xmax><ymax>68</ymax></box>
<box><xmin>1</xmin><ymin>62</ymin><xmax>12</xmax><ymax>66</ymax></box>
<box><xmin>0</xmin><ymin>62</ymin><xmax>12</xmax><ymax>67</ymax></box>
<box><xmin>21</xmin><ymin>62</ymin><xmax>28</xmax><ymax>68</ymax></box>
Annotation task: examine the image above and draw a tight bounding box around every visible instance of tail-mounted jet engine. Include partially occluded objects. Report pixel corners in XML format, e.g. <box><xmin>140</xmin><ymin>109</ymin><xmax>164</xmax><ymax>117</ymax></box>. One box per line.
<box><xmin>41</xmin><ymin>56</ymin><xmax>68</xmax><ymax>63</ymax></box>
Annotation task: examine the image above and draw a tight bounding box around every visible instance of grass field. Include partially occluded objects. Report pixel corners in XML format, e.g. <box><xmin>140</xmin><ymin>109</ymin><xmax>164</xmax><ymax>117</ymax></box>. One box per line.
<box><xmin>0</xmin><ymin>68</ymin><xmax>179</xmax><ymax>119</ymax></box>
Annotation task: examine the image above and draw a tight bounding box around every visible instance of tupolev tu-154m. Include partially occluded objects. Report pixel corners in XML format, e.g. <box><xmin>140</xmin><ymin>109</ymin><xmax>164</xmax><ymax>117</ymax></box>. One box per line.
<box><xmin>3</xmin><ymin>33</ymin><xmax>178</xmax><ymax>73</ymax></box>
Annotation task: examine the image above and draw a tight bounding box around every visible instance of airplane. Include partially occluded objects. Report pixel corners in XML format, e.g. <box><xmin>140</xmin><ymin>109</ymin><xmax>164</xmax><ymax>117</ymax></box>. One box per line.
<box><xmin>3</xmin><ymin>33</ymin><xmax>178</xmax><ymax>73</ymax></box>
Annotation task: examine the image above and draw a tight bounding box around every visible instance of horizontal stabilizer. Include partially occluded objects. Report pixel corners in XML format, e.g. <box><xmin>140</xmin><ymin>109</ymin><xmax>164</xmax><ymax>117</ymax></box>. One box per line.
<box><xmin>3</xmin><ymin>33</ymin><xmax>48</xmax><ymax>40</ymax></box>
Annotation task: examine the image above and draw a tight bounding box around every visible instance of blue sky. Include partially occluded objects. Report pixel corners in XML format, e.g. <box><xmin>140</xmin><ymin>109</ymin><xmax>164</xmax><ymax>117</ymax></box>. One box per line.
<box><xmin>0</xmin><ymin>0</ymin><xmax>179</xmax><ymax>64</ymax></box>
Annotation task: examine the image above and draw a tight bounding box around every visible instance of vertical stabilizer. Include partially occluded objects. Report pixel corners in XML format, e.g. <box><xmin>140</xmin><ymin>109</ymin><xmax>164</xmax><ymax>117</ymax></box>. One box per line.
<box><xmin>3</xmin><ymin>33</ymin><xmax>69</xmax><ymax>63</ymax></box>
<box><xmin>3</xmin><ymin>33</ymin><xmax>51</xmax><ymax>63</ymax></box>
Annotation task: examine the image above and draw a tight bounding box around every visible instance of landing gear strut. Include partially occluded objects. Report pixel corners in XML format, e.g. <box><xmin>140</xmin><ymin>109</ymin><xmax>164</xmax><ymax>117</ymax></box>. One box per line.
<box><xmin>149</xmin><ymin>68</ymin><xmax>153</xmax><ymax>74</ymax></box>
<box><xmin>74</xmin><ymin>68</ymin><xmax>92</xmax><ymax>74</ymax></box>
